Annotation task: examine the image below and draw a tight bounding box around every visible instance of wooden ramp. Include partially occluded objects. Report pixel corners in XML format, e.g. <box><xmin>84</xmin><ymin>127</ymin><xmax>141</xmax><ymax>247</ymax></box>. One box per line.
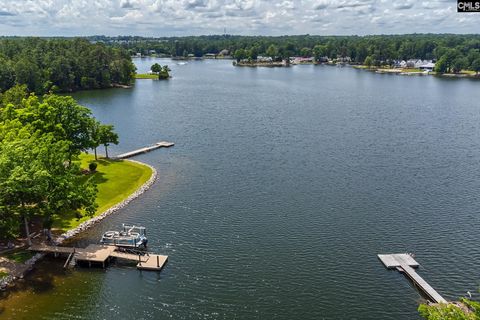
<box><xmin>29</xmin><ymin>244</ymin><xmax>168</xmax><ymax>271</ymax></box>
<box><xmin>378</xmin><ymin>253</ymin><xmax>447</xmax><ymax>304</ymax></box>
<box><xmin>114</xmin><ymin>141</ymin><xmax>174</xmax><ymax>159</ymax></box>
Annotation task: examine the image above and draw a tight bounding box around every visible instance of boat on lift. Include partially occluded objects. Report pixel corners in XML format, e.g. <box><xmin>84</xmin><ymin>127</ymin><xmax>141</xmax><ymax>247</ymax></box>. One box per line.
<box><xmin>100</xmin><ymin>224</ymin><xmax>148</xmax><ymax>248</ymax></box>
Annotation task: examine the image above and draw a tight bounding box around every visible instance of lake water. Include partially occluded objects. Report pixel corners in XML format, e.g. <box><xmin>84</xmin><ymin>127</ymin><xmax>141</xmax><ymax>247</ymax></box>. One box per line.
<box><xmin>2</xmin><ymin>58</ymin><xmax>480</xmax><ymax>319</ymax></box>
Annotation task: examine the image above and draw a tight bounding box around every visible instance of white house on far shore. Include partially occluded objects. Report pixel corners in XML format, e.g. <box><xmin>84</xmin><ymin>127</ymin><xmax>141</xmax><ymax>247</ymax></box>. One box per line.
<box><xmin>419</xmin><ymin>62</ymin><xmax>436</xmax><ymax>71</ymax></box>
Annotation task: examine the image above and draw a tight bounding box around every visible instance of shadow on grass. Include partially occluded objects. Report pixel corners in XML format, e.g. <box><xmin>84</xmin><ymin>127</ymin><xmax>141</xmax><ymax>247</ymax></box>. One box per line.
<box><xmin>53</xmin><ymin>209</ymin><xmax>96</xmax><ymax>231</ymax></box>
<box><xmin>77</xmin><ymin>171</ymin><xmax>108</xmax><ymax>185</ymax></box>
<box><xmin>93</xmin><ymin>158</ymin><xmax>124</xmax><ymax>167</ymax></box>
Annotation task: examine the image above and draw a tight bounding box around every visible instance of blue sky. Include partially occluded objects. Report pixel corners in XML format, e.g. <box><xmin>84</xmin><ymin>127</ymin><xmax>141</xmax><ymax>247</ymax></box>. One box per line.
<box><xmin>0</xmin><ymin>0</ymin><xmax>478</xmax><ymax>36</ymax></box>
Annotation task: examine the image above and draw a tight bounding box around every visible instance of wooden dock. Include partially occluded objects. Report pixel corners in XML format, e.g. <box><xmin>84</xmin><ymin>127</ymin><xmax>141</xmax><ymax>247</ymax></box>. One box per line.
<box><xmin>378</xmin><ymin>253</ymin><xmax>447</xmax><ymax>304</ymax></box>
<box><xmin>29</xmin><ymin>244</ymin><xmax>168</xmax><ymax>271</ymax></box>
<box><xmin>114</xmin><ymin>141</ymin><xmax>174</xmax><ymax>159</ymax></box>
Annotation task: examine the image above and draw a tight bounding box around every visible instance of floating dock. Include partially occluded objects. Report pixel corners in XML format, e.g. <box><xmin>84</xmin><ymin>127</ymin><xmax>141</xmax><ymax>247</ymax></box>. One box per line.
<box><xmin>114</xmin><ymin>141</ymin><xmax>174</xmax><ymax>159</ymax></box>
<box><xmin>378</xmin><ymin>253</ymin><xmax>447</xmax><ymax>304</ymax></box>
<box><xmin>29</xmin><ymin>244</ymin><xmax>168</xmax><ymax>271</ymax></box>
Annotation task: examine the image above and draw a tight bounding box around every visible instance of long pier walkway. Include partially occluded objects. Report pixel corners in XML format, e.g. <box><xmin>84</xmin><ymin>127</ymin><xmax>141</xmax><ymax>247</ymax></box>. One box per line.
<box><xmin>114</xmin><ymin>141</ymin><xmax>174</xmax><ymax>159</ymax></box>
<box><xmin>378</xmin><ymin>253</ymin><xmax>447</xmax><ymax>304</ymax></box>
<box><xmin>29</xmin><ymin>244</ymin><xmax>168</xmax><ymax>271</ymax></box>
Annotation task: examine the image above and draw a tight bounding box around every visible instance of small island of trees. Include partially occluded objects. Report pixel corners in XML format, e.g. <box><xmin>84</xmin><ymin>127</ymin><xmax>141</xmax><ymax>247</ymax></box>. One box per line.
<box><xmin>150</xmin><ymin>63</ymin><xmax>171</xmax><ymax>79</ymax></box>
<box><xmin>134</xmin><ymin>63</ymin><xmax>171</xmax><ymax>80</ymax></box>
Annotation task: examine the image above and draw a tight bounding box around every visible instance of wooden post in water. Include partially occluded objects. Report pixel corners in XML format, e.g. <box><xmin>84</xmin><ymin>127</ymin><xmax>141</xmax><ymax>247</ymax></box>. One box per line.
<box><xmin>157</xmin><ymin>256</ymin><xmax>159</xmax><ymax>267</ymax></box>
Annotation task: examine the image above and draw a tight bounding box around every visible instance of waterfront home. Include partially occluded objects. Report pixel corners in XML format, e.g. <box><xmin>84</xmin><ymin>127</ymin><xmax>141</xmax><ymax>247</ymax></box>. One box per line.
<box><xmin>337</xmin><ymin>56</ymin><xmax>352</xmax><ymax>63</ymax></box>
<box><xmin>394</xmin><ymin>60</ymin><xmax>407</xmax><ymax>68</ymax></box>
<box><xmin>219</xmin><ymin>49</ymin><xmax>230</xmax><ymax>56</ymax></box>
<box><xmin>257</xmin><ymin>56</ymin><xmax>273</xmax><ymax>62</ymax></box>
<box><xmin>292</xmin><ymin>57</ymin><xmax>314</xmax><ymax>64</ymax></box>
<box><xmin>405</xmin><ymin>59</ymin><xmax>432</xmax><ymax>68</ymax></box>
<box><xmin>406</xmin><ymin>59</ymin><xmax>416</xmax><ymax>68</ymax></box>
<box><xmin>316</xmin><ymin>56</ymin><xmax>329</xmax><ymax>63</ymax></box>
<box><xmin>204</xmin><ymin>53</ymin><xmax>216</xmax><ymax>58</ymax></box>
<box><xmin>419</xmin><ymin>62</ymin><xmax>435</xmax><ymax>71</ymax></box>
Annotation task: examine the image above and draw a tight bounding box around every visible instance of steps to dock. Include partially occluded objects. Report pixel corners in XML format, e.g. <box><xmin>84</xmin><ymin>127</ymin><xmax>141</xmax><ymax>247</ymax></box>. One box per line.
<box><xmin>114</xmin><ymin>141</ymin><xmax>174</xmax><ymax>159</ymax></box>
<box><xmin>29</xmin><ymin>244</ymin><xmax>168</xmax><ymax>271</ymax></box>
<box><xmin>378</xmin><ymin>253</ymin><xmax>447</xmax><ymax>304</ymax></box>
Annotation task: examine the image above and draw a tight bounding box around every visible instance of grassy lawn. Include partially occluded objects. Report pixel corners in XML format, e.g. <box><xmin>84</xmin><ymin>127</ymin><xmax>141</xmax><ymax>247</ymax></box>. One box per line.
<box><xmin>135</xmin><ymin>73</ymin><xmax>158</xmax><ymax>79</ymax></box>
<box><xmin>52</xmin><ymin>154</ymin><xmax>153</xmax><ymax>231</ymax></box>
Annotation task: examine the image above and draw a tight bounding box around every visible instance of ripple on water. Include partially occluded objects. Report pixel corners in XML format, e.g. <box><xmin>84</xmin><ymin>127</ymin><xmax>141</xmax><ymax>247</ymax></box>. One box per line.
<box><xmin>3</xmin><ymin>61</ymin><xmax>480</xmax><ymax>320</ymax></box>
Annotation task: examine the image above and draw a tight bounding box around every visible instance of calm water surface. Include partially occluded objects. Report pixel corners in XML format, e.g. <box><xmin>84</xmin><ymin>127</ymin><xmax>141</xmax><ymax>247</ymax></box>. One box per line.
<box><xmin>2</xmin><ymin>58</ymin><xmax>480</xmax><ymax>319</ymax></box>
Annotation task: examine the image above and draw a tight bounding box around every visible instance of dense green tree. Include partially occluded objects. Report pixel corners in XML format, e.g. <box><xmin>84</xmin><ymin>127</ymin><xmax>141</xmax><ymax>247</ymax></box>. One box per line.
<box><xmin>452</xmin><ymin>57</ymin><xmax>468</xmax><ymax>73</ymax></box>
<box><xmin>0</xmin><ymin>57</ymin><xmax>15</xmax><ymax>92</ymax></box>
<box><xmin>151</xmin><ymin>63</ymin><xmax>162</xmax><ymax>73</ymax></box>
<box><xmin>109</xmin><ymin>58</ymin><xmax>136</xmax><ymax>85</ymax></box>
<box><xmin>435</xmin><ymin>56</ymin><xmax>448</xmax><ymax>73</ymax></box>
<box><xmin>0</xmin><ymin>85</ymin><xmax>28</xmax><ymax>113</ymax></box>
<box><xmin>471</xmin><ymin>58</ymin><xmax>480</xmax><ymax>74</ymax></box>
<box><xmin>300</xmin><ymin>47</ymin><xmax>312</xmax><ymax>57</ymax></box>
<box><xmin>0</xmin><ymin>88</ymin><xmax>118</xmax><ymax>240</ymax></box>
<box><xmin>98</xmin><ymin>124</ymin><xmax>119</xmax><ymax>158</ymax></box>
<box><xmin>313</xmin><ymin>44</ymin><xmax>328</xmax><ymax>60</ymax></box>
<box><xmin>0</xmin><ymin>38</ymin><xmax>134</xmax><ymax>93</ymax></box>
<box><xmin>419</xmin><ymin>298</ymin><xmax>480</xmax><ymax>320</ymax></box>
<box><xmin>364</xmin><ymin>55</ymin><xmax>374</xmax><ymax>67</ymax></box>
<box><xmin>0</xmin><ymin>124</ymin><xmax>97</xmax><ymax>243</ymax></box>
<box><xmin>234</xmin><ymin>48</ymin><xmax>247</xmax><ymax>61</ymax></box>
<box><xmin>12</xmin><ymin>94</ymin><xmax>96</xmax><ymax>162</ymax></box>
<box><xmin>14</xmin><ymin>57</ymin><xmax>42</xmax><ymax>93</ymax></box>
<box><xmin>266</xmin><ymin>44</ymin><xmax>279</xmax><ymax>59</ymax></box>
<box><xmin>158</xmin><ymin>65</ymin><xmax>171</xmax><ymax>80</ymax></box>
<box><xmin>247</xmin><ymin>46</ymin><xmax>259</xmax><ymax>60</ymax></box>
<box><xmin>47</xmin><ymin>57</ymin><xmax>75</xmax><ymax>92</ymax></box>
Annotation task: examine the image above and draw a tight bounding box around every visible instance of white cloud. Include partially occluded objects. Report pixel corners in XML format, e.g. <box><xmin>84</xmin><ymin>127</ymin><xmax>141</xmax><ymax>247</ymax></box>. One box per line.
<box><xmin>0</xmin><ymin>0</ymin><xmax>476</xmax><ymax>36</ymax></box>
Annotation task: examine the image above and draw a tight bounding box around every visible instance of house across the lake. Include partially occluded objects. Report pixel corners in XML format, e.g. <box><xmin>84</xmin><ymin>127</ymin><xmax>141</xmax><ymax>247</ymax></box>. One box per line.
<box><xmin>419</xmin><ymin>62</ymin><xmax>436</xmax><ymax>71</ymax></box>
<box><xmin>291</xmin><ymin>57</ymin><xmax>314</xmax><ymax>64</ymax></box>
<box><xmin>204</xmin><ymin>53</ymin><xmax>216</xmax><ymax>58</ymax></box>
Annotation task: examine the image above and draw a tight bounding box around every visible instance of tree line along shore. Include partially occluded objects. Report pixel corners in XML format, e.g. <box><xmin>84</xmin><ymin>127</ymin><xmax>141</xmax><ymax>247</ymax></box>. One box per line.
<box><xmin>98</xmin><ymin>34</ymin><xmax>480</xmax><ymax>74</ymax></box>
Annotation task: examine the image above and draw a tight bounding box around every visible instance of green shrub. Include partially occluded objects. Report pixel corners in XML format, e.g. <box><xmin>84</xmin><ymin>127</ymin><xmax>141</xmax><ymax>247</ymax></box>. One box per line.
<box><xmin>89</xmin><ymin>162</ymin><xmax>98</xmax><ymax>172</ymax></box>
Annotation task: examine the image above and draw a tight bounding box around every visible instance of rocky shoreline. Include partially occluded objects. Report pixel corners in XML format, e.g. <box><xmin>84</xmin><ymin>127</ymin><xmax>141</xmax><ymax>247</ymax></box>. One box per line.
<box><xmin>0</xmin><ymin>159</ymin><xmax>157</xmax><ymax>291</ymax></box>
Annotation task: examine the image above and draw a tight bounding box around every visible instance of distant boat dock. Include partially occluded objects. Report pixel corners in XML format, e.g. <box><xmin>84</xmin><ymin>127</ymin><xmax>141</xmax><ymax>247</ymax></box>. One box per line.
<box><xmin>378</xmin><ymin>253</ymin><xmax>447</xmax><ymax>304</ymax></box>
<box><xmin>114</xmin><ymin>141</ymin><xmax>174</xmax><ymax>159</ymax></box>
<box><xmin>29</xmin><ymin>244</ymin><xmax>168</xmax><ymax>271</ymax></box>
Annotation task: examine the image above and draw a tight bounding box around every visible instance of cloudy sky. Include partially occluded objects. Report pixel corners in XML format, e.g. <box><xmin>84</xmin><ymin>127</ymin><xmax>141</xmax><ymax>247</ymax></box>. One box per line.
<box><xmin>0</xmin><ymin>0</ymin><xmax>478</xmax><ymax>36</ymax></box>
